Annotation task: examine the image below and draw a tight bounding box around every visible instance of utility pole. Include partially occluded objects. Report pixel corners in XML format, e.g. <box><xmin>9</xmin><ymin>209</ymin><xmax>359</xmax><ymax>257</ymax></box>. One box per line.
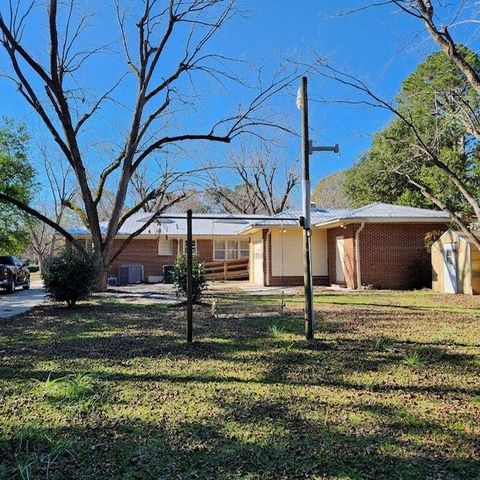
<box><xmin>186</xmin><ymin>209</ymin><xmax>193</xmax><ymax>343</ymax></box>
<box><xmin>297</xmin><ymin>76</ymin><xmax>339</xmax><ymax>341</ymax></box>
<box><xmin>299</xmin><ymin>77</ymin><xmax>315</xmax><ymax>340</ymax></box>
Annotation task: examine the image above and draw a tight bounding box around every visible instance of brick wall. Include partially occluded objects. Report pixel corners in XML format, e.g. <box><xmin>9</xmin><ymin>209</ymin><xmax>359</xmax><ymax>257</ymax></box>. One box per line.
<box><xmin>358</xmin><ymin>223</ymin><xmax>446</xmax><ymax>290</ymax></box>
<box><xmin>108</xmin><ymin>238</ymin><xmax>214</xmax><ymax>280</ymax></box>
<box><xmin>305</xmin><ymin>222</ymin><xmax>447</xmax><ymax>290</ymax></box>
<box><xmin>267</xmin><ymin>275</ymin><xmax>329</xmax><ymax>287</ymax></box>
<box><xmin>195</xmin><ymin>239</ymin><xmax>214</xmax><ymax>262</ymax></box>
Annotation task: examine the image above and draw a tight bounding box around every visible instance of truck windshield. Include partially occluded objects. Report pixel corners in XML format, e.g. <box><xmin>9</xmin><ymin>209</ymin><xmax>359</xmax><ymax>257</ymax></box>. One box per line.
<box><xmin>0</xmin><ymin>256</ymin><xmax>14</xmax><ymax>265</ymax></box>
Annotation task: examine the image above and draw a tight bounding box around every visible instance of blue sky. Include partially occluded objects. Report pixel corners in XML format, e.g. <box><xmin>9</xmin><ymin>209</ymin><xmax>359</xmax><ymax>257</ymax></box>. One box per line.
<box><xmin>0</xmin><ymin>0</ymin><xmax>475</xmax><ymax>206</ymax></box>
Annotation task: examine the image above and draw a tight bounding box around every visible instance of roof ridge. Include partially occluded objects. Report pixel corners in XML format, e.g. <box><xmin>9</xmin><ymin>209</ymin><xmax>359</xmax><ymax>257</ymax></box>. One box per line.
<box><xmin>350</xmin><ymin>202</ymin><xmax>379</xmax><ymax>214</ymax></box>
<box><xmin>351</xmin><ymin>202</ymin><xmax>445</xmax><ymax>214</ymax></box>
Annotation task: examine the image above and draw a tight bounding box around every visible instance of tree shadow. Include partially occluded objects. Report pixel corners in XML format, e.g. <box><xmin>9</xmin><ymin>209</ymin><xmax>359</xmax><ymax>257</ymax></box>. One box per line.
<box><xmin>2</xmin><ymin>395</ymin><xmax>479</xmax><ymax>479</ymax></box>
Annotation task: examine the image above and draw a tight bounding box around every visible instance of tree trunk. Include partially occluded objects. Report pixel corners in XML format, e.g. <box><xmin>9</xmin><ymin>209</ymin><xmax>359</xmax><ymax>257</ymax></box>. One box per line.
<box><xmin>38</xmin><ymin>256</ymin><xmax>45</xmax><ymax>274</ymax></box>
<box><xmin>95</xmin><ymin>264</ymin><xmax>109</xmax><ymax>292</ymax></box>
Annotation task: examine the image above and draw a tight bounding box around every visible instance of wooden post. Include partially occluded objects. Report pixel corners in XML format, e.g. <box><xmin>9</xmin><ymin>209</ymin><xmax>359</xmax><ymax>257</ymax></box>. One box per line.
<box><xmin>300</xmin><ymin>76</ymin><xmax>315</xmax><ymax>340</ymax></box>
<box><xmin>186</xmin><ymin>209</ymin><xmax>193</xmax><ymax>343</ymax></box>
<box><xmin>223</xmin><ymin>261</ymin><xmax>227</xmax><ymax>281</ymax></box>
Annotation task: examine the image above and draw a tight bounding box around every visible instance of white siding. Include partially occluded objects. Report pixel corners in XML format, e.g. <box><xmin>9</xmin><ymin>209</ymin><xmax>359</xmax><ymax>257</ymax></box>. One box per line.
<box><xmin>271</xmin><ymin>228</ymin><xmax>328</xmax><ymax>277</ymax></box>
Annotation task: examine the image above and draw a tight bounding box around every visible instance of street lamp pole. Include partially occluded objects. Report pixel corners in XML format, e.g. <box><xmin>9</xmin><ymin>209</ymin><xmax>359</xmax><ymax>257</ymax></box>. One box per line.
<box><xmin>297</xmin><ymin>76</ymin><xmax>339</xmax><ymax>341</ymax></box>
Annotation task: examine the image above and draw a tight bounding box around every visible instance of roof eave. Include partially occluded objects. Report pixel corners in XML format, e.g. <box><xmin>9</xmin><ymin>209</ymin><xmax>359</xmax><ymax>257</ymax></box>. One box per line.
<box><xmin>315</xmin><ymin>216</ymin><xmax>451</xmax><ymax>228</ymax></box>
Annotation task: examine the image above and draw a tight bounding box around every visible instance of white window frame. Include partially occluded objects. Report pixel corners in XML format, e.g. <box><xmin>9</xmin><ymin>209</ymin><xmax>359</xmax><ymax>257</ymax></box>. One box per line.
<box><xmin>214</xmin><ymin>240</ymin><xmax>249</xmax><ymax>261</ymax></box>
<box><xmin>213</xmin><ymin>240</ymin><xmax>226</xmax><ymax>261</ymax></box>
<box><xmin>158</xmin><ymin>238</ymin><xmax>173</xmax><ymax>256</ymax></box>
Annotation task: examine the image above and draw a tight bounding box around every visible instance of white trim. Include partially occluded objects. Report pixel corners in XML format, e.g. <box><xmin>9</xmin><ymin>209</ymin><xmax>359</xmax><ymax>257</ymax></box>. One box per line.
<box><xmin>442</xmin><ymin>242</ymin><xmax>458</xmax><ymax>294</ymax></box>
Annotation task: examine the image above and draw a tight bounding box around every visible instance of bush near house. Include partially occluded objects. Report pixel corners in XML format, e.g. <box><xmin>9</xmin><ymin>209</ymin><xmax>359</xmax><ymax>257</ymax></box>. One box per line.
<box><xmin>42</xmin><ymin>249</ymin><xmax>99</xmax><ymax>307</ymax></box>
<box><xmin>172</xmin><ymin>253</ymin><xmax>207</xmax><ymax>302</ymax></box>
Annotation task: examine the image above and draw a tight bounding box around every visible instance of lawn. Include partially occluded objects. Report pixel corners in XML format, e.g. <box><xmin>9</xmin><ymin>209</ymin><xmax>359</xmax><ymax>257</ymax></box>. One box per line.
<box><xmin>0</xmin><ymin>290</ymin><xmax>479</xmax><ymax>479</ymax></box>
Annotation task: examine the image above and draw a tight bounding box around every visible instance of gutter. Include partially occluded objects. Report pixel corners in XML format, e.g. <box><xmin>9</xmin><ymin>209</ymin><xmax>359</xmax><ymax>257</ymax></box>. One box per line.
<box><xmin>355</xmin><ymin>222</ymin><xmax>365</xmax><ymax>289</ymax></box>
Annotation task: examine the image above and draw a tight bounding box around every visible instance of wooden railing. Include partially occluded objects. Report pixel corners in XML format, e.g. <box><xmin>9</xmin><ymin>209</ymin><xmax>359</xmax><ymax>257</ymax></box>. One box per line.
<box><xmin>203</xmin><ymin>259</ymin><xmax>249</xmax><ymax>281</ymax></box>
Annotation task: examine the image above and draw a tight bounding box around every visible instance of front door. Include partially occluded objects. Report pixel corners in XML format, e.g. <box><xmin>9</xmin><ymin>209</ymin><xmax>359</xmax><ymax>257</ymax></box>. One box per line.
<box><xmin>443</xmin><ymin>243</ymin><xmax>457</xmax><ymax>294</ymax></box>
<box><xmin>335</xmin><ymin>236</ymin><xmax>345</xmax><ymax>284</ymax></box>
<box><xmin>252</xmin><ymin>238</ymin><xmax>264</xmax><ymax>285</ymax></box>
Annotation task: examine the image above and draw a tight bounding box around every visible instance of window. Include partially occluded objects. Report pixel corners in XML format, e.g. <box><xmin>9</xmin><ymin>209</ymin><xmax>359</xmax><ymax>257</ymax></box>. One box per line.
<box><xmin>227</xmin><ymin>241</ymin><xmax>237</xmax><ymax>260</ymax></box>
<box><xmin>214</xmin><ymin>241</ymin><xmax>225</xmax><ymax>260</ymax></box>
<box><xmin>158</xmin><ymin>239</ymin><xmax>173</xmax><ymax>256</ymax></box>
<box><xmin>183</xmin><ymin>239</ymin><xmax>197</xmax><ymax>255</ymax></box>
<box><xmin>240</xmin><ymin>241</ymin><xmax>249</xmax><ymax>259</ymax></box>
<box><xmin>214</xmin><ymin>240</ymin><xmax>249</xmax><ymax>261</ymax></box>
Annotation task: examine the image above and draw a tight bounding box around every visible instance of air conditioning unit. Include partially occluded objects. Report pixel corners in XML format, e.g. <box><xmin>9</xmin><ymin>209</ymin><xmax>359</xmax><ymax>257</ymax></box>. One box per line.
<box><xmin>118</xmin><ymin>265</ymin><xmax>144</xmax><ymax>285</ymax></box>
<box><xmin>147</xmin><ymin>275</ymin><xmax>163</xmax><ymax>284</ymax></box>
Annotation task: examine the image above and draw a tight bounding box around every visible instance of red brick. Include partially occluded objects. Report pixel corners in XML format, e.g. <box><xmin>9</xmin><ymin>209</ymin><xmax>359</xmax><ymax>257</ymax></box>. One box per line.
<box><xmin>108</xmin><ymin>238</ymin><xmax>214</xmax><ymax>280</ymax></box>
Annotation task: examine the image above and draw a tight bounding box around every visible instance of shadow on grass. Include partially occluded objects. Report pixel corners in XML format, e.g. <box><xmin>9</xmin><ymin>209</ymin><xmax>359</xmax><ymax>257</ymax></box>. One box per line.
<box><xmin>1</xmin><ymin>303</ymin><xmax>479</xmax><ymax>396</ymax></box>
<box><xmin>2</xmin><ymin>300</ymin><xmax>480</xmax><ymax>478</ymax></box>
<box><xmin>2</xmin><ymin>395</ymin><xmax>479</xmax><ymax>480</ymax></box>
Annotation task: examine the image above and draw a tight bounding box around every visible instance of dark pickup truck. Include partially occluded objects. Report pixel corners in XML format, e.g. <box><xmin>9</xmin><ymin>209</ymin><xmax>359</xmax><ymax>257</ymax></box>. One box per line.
<box><xmin>0</xmin><ymin>256</ymin><xmax>30</xmax><ymax>293</ymax></box>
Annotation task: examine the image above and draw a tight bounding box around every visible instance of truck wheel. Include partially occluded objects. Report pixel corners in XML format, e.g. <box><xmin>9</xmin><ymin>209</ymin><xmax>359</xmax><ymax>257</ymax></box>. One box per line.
<box><xmin>6</xmin><ymin>279</ymin><xmax>15</xmax><ymax>294</ymax></box>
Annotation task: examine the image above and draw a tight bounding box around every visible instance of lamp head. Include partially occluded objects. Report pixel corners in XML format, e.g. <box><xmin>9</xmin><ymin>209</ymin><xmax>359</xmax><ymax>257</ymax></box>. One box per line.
<box><xmin>296</xmin><ymin>86</ymin><xmax>303</xmax><ymax>110</ymax></box>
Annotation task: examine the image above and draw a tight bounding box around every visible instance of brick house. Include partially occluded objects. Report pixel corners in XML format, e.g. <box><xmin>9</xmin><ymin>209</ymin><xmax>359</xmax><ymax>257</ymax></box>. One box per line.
<box><xmin>241</xmin><ymin>203</ymin><xmax>450</xmax><ymax>289</ymax></box>
<box><xmin>71</xmin><ymin>203</ymin><xmax>450</xmax><ymax>289</ymax></box>
<box><xmin>72</xmin><ymin>214</ymin><xmax>257</xmax><ymax>283</ymax></box>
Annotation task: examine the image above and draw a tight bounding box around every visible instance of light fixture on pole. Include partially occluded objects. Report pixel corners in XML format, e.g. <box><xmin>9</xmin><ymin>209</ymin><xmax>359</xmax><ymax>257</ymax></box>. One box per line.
<box><xmin>297</xmin><ymin>76</ymin><xmax>339</xmax><ymax>341</ymax></box>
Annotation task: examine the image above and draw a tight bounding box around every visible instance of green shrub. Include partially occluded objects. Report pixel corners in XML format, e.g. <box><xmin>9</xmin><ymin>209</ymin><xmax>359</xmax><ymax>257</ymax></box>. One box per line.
<box><xmin>27</xmin><ymin>265</ymin><xmax>39</xmax><ymax>273</ymax></box>
<box><xmin>172</xmin><ymin>253</ymin><xmax>207</xmax><ymax>303</ymax></box>
<box><xmin>42</xmin><ymin>249</ymin><xmax>100</xmax><ymax>307</ymax></box>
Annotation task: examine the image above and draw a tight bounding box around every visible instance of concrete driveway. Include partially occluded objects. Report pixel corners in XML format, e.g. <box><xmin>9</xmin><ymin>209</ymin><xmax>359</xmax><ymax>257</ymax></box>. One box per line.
<box><xmin>0</xmin><ymin>281</ymin><xmax>46</xmax><ymax>319</ymax></box>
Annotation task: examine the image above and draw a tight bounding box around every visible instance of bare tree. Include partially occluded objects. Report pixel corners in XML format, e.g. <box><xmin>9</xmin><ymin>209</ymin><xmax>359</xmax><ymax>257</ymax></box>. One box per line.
<box><xmin>0</xmin><ymin>0</ymin><xmax>297</xmax><ymax>288</ymax></box>
<box><xmin>130</xmin><ymin>160</ymin><xmax>213</xmax><ymax>213</ymax></box>
<box><xmin>206</xmin><ymin>142</ymin><xmax>298</xmax><ymax>214</ymax></box>
<box><xmin>308</xmin><ymin>1</ymin><xmax>480</xmax><ymax>251</ymax></box>
<box><xmin>28</xmin><ymin>151</ymin><xmax>78</xmax><ymax>271</ymax></box>
<box><xmin>393</xmin><ymin>1</ymin><xmax>480</xmax><ymax>93</ymax></box>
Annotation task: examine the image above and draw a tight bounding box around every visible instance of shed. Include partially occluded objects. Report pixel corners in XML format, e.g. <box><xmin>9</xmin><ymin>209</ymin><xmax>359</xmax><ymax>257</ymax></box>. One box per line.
<box><xmin>432</xmin><ymin>230</ymin><xmax>480</xmax><ymax>294</ymax></box>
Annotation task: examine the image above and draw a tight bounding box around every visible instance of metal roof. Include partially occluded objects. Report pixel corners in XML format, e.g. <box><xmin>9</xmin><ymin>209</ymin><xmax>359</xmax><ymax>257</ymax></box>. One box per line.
<box><xmin>71</xmin><ymin>212</ymin><xmax>265</xmax><ymax>237</ymax></box>
<box><xmin>69</xmin><ymin>203</ymin><xmax>450</xmax><ymax>237</ymax></box>
<box><xmin>344</xmin><ymin>202</ymin><xmax>450</xmax><ymax>220</ymax></box>
<box><xmin>242</xmin><ymin>203</ymin><xmax>449</xmax><ymax>229</ymax></box>
<box><xmin>245</xmin><ymin>208</ymin><xmax>351</xmax><ymax>227</ymax></box>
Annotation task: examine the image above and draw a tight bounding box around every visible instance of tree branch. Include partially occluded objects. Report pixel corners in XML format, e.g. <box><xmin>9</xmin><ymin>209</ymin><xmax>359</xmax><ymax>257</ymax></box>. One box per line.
<box><xmin>0</xmin><ymin>192</ymin><xmax>85</xmax><ymax>252</ymax></box>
